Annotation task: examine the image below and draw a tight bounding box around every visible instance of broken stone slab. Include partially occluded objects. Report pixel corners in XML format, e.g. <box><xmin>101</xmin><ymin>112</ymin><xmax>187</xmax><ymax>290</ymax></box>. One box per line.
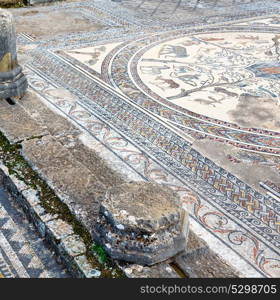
<box><xmin>93</xmin><ymin>182</ymin><xmax>189</xmax><ymax>266</ymax></box>
<box><xmin>0</xmin><ymin>9</ymin><xmax>27</xmax><ymax>100</ymax></box>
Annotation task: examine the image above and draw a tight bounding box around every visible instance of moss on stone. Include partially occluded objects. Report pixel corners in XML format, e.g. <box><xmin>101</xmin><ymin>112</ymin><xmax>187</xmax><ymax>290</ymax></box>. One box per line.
<box><xmin>0</xmin><ymin>131</ymin><xmax>125</xmax><ymax>278</ymax></box>
<box><xmin>0</xmin><ymin>0</ymin><xmax>26</xmax><ymax>8</ymax></box>
<box><xmin>0</xmin><ymin>53</ymin><xmax>12</xmax><ymax>73</ymax></box>
<box><xmin>92</xmin><ymin>242</ymin><xmax>108</xmax><ymax>264</ymax></box>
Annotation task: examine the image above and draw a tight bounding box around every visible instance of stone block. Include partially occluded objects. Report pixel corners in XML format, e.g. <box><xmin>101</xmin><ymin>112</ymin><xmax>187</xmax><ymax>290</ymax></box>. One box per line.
<box><xmin>59</xmin><ymin>234</ymin><xmax>87</xmax><ymax>258</ymax></box>
<box><xmin>73</xmin><ymin>255</ymin><xmax>101</xmax><ymax>278</ymax></box>
<box><xmin>46</xmin><ymin>219</ymin><xmax>74</xmax><ymax>243</ymax></box>
<box><xmin>93</xmin><ymin>182</ymin><xmax>189</xmax><ymax>266</ymax></box>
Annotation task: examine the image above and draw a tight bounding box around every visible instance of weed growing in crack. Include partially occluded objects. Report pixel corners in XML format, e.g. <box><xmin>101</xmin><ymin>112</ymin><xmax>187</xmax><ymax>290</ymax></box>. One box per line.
<box><xmin>92</xmin><ymin>243</ymin><xmax>108</xmax><ymax>264</ymax></box>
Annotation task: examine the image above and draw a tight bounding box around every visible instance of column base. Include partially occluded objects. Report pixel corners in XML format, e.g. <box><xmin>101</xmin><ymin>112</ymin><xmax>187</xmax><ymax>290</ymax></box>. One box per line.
<box><xmin>0</xmin><ymin>65</ymin><xmax>28</xmax><ymax>100</ymax></box>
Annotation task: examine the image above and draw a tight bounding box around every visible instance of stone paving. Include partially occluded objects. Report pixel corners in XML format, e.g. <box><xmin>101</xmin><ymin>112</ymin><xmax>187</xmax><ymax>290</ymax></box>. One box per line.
<box><xmin>0</xmin><ymin>185</ymin><xmax>70</xmax><ymax>278</ymax></box>
<box><xmin>0</xmin><ymin>0</ymin><xmax>280</xmax><ymax>277</ymax></box>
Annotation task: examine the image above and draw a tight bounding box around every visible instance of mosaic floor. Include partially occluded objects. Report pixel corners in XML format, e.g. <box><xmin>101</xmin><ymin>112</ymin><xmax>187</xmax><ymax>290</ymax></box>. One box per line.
<box><xmin>0</xmin><ymin>187</ymin><xmax>69</xmax><ymax>278</ymax></box>
<box><xmin>12</xmin><ymin>0</ymin><xmax>280</xmax><ymax>277</ymax></box>
<box><xmin>113</xmin><ymin>0</ymin><xmax>280</xmax><ymax>26</ymax></box>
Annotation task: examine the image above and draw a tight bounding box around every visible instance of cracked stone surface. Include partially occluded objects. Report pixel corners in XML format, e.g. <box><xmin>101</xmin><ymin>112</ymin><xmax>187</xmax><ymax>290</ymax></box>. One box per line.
<box><xmin>93</xmin><ymin>182</ymin><xmax>189</xmax><ymax>266</ymax></box>
<box><xmin>100</xmin><ymin>182</ymin><xmax>183</xmax><ymax>233</ymax></box>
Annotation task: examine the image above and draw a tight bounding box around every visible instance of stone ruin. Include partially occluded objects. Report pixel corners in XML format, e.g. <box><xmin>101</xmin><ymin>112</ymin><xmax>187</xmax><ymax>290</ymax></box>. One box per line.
<box><xmin>0</xmin><ymin>8</ymin><xmax>27</xmax><ymax>100</ymax></box>
<box><xmin>0</xmin><ymin>7</ymin><xmax>189</xmax><ymax>269</ymax></box>
<box><xmin>93</xmin><ymin>182</ymin><xmax>189</xmax><ymax>266</ymax></box>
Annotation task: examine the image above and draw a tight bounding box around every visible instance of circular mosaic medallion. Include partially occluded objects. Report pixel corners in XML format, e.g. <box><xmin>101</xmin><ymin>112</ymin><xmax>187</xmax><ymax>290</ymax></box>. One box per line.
<box><xmin>134</xmin><ymin>32</ymin><xmax>280</xmax><ymax>131</ymax></box>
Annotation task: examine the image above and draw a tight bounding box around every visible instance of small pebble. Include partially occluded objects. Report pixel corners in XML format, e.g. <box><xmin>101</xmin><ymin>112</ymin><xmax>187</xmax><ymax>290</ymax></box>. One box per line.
<box><xmin>166</xmin><ymin>267</ymin><xmax>173</xmax><ymax>273</ymax></box>
<box><xmin>124</xmin><ymin>268</ymin><xmax>133</xmax><ymax>275</ymax></box>
<box><xmin>116</xmin><ymin>224</ymin><xmax>125</xmax><ymax>230</ymax></box>
<box><xmin>89</xmin><ymin>269</ymin><xmax>101</xmax><ymax>278</ymax></box>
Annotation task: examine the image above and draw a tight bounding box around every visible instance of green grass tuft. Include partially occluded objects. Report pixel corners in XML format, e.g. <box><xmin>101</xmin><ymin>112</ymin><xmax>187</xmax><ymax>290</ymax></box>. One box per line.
<box><xmin>92</xmin><ymin>243</ymin><xmax>108</xmax><ymax>264</ymax></box>
<box><xmin>0</xmin><ymin>0</ymin><xmax>26</xmax><ymax>8</ymax></box>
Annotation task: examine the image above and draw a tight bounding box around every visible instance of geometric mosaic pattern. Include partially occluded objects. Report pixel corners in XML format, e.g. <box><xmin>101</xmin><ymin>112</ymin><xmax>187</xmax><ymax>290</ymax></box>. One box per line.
<box><xmin>0</xmin><ymin>187</ymin><xmax>69</xmax><ymax>278</ymax></box>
